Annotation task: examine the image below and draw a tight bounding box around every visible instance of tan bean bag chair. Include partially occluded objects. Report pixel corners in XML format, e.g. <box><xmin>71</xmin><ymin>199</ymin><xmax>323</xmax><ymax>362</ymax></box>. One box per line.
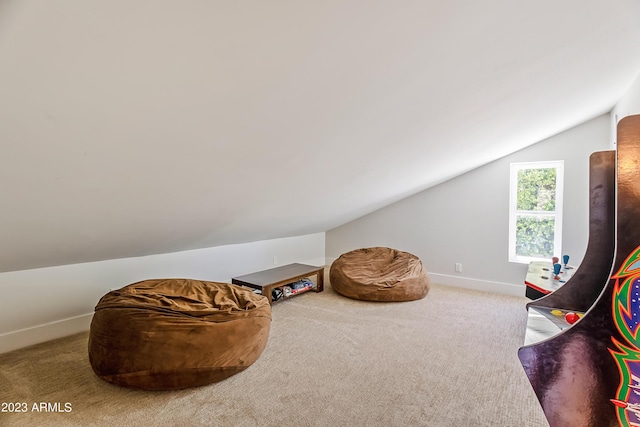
<box><xmin>330</xmin><ymin>247</ymin><xmax>430</xmax><ymax>302</ymax></box>
<box><xmin>88</xmin><ymin>278</ymin><xmax>271</xmax><ymax>390</ymax></box>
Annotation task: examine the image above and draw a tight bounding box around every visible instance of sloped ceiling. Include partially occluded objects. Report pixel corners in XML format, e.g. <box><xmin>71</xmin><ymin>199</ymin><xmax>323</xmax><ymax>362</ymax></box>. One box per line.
<box><xmin>1</xmin><ymin>0</ymin><xmax>640</xmax><ymax>273</ymax></box>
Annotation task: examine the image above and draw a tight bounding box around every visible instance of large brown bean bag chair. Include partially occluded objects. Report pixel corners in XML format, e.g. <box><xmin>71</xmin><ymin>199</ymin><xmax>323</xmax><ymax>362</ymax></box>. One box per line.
<box><xmin>88</xmin><ymin>278</ymin><xmax>271</xmax><ymax>391</ymax></box>
<box><xmin>330</xmin><ymin>247</ymin><xmax>430</xmax><ymax>302</ymax></box>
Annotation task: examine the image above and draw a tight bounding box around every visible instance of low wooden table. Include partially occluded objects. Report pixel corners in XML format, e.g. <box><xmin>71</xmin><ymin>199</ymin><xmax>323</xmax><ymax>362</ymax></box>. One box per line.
<box><xmin>231</xmin><ymin>263</ymin><xmax>324</xmax><ymax>305</ymax></box>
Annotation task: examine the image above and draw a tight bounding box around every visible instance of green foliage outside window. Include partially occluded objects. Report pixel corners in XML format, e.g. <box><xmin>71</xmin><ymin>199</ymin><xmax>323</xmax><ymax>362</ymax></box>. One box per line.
<box><xmin>515</xmin><ymin>167</ymin><xmax>557</xmax><ymax>258</ymax></box>
<box><xmin>517</xmin><ymin>168</ymin><xmax>556</xmax><ymax>211</ymax></box>
<box><xmin>516</xmin><ymin>216</ymin><xmax>555</xmax><ymax>258</ymax></box>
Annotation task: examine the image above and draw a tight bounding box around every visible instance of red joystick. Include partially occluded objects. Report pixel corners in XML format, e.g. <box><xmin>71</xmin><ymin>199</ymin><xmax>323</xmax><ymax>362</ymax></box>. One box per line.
<box><xmin>565</xmin><ymin>312</ymin><xmax>580</xmax><ymax>324</ymax></box>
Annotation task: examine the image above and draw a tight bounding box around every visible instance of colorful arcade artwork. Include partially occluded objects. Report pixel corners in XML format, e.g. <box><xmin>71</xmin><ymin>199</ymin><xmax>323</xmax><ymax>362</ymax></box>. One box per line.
<box><xmin>610</xmin><ymin>245</ymin><xmax>640</xmax><ymax>427</ymax></box>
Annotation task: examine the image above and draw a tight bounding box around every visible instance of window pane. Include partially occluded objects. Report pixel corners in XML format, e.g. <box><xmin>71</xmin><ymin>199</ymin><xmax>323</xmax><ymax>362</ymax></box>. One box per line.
<box><xmin>515</xmin><ymin>215</ymin><xmax>555</xmax><ymax>258</ymax></box>
<box><xmin>517</xmin><ymin>168</ymin><xmax>556</xmax><ymax>211</ymax></box>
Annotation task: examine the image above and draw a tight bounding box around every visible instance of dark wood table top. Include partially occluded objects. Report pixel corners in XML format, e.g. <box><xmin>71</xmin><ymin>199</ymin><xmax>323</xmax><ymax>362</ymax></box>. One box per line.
<box><xmin>231</xmin><ymin>263</ymin><xmax>323</xmax><ymax>288</ymax></box>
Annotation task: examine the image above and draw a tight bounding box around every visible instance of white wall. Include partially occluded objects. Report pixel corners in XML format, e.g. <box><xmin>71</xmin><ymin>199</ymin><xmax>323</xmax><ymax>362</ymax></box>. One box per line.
<box><xmin>612</xmin><ymin>71</ymin><xmax>640</xmax><ymax>143</ymax></box>
<box><xmin>326</xmin><ymin>114</ymin><xmax>612</xmax><ymax>296</ymax></box>
<box><xmin>0</xmin><ymin>232</ymin><xmax>325</xmax><ymax>354</ymax></box>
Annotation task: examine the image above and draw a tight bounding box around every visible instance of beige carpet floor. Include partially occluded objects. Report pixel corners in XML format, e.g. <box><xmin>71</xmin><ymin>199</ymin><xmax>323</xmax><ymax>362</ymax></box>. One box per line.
<box><xmin>0</xmin><ymin>282</ymin><xmax>548</xmax><ymax>426</ymax></box>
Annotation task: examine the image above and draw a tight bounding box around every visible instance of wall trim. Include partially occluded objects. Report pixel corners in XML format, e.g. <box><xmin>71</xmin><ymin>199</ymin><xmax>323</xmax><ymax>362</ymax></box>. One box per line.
<box><xmin>0</xmin><ymin>313</ymin><xmax>93</xmax><ymax>354</ymax></box>
<box><xmin>0</xmin><ymin>271</ymin><xmax>522</xmax><ymax>354</ymax></box>
<box><xmin>323</xmin><ymin>259</ymin><xmax>523</xmax><ymax>297</ymax></box>
<box><xmin>429</xmin><ymin>272</ymin><xmax>525</xmax><ymax>297</ymax></box>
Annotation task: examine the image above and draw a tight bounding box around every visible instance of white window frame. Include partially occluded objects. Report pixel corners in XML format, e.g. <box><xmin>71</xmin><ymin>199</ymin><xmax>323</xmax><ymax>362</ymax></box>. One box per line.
<box><xmin>508</xmin><ymin>160</ymin><xmax>564</xmax><ymax>264</ymax></box>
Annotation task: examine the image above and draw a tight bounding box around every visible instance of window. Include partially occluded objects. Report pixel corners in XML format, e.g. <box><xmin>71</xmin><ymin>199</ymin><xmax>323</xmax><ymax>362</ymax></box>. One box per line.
<box><xmin>509</xmin><ymin>161</ymin><xmax>564</xmax><ymax>263</ymax></box>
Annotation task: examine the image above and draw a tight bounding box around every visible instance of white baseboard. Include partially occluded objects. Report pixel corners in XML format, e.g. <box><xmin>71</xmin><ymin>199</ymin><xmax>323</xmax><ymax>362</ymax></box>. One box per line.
<box><xmin>429</xmin><ymin>273</ymin><xmax>525</xmax><ymax>297</ymax></box>
<box><xmin>301</xmin><ymin>257</ymin><xmax>328</xmax><ymax>268</ymax></box>
<box><xmin>0</xmin><ymin>313</ymin><xmax>93</xmax><ymax>354</ymax></box>
<box><xmin>323</xmin><ymin>260</ymin><xmax>523</xmax><ymax>297</ymax></box>
<box><xmin>0</xmin><ymin>273</ymin><xmax>522</xmax><ymax>355</ymax></box>
<box><xmin>325</xmin><ymin>257</ymin><xmax>337</xmax><ymax>267</ymax></box>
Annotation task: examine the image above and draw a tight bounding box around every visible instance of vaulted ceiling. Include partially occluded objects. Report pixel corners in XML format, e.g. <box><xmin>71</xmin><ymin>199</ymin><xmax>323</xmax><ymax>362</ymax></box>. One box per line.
<box><xmin>1</xmin><ymin>0</ymin><xmax>640</xmax><ymax>273</ymax></box>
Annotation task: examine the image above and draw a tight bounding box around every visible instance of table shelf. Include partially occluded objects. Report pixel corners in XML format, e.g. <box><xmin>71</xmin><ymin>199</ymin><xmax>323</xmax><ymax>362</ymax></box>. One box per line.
<box><xmin>232</xmin><ymin>263</ymin><xmax>324</xmax><ymax>305</ymax></box>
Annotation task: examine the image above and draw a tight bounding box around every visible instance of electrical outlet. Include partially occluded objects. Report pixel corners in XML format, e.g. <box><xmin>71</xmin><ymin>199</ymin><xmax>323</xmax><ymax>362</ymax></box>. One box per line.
<box><xmin>273</xmin><ymin>256</ymin><xmax>278</xmax><ymax>265</ymax></box>
<box><xmin>455</xmin><ymin>263</ymin><xmax>463</xmax><ymax>273</ymax></box>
